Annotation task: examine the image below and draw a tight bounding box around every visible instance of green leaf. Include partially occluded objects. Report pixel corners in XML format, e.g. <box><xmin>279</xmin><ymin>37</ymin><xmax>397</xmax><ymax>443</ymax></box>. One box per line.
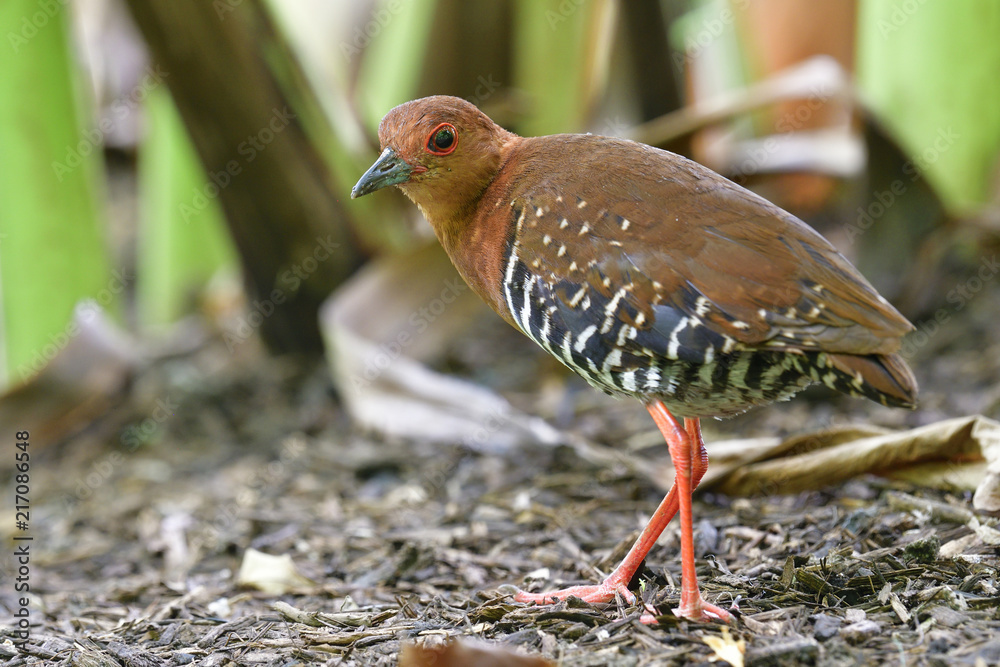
<box><xmin>858</xmin><ymin>0</ymin><xmax>1000</xmax><ymax>214</ymax></box>
<box><xmin>137</xmin><ymin>87</ymin><xmax>237</xmax><ymax>327</ymax></box>
<box><xmin>0</xmin><ymin>1</ymin><xmax>110</xmax><ymax>386</ymax></box>
<box><xmin>268</xmin><ymin>0</ymin><xmax>417</xmax><ymax>250</ymax></box>
<box><xmin>512</xmin><ymin>0</ymin><xmax>593</xmax><ymax>135</ymax></box>
<box><xmin>357</xmin><ymin>0</ymin><xmax>441</xmax><ymax>131</ymax></box>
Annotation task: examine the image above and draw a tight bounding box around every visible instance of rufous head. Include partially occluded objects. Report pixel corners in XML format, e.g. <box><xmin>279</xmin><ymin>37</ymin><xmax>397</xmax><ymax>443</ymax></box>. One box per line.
<box><xmin>351</xmin><ymin>96</ymin><xmax>515</xmax><ymax>223</ymax></box>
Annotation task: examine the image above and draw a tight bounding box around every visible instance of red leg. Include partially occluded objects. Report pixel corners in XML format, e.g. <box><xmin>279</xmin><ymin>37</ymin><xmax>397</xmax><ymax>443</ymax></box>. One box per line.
<box><xmin>649</xmin><ymin>403</ymin><xmax>732</xmax><ymax>623</ymax></box>
<box><xmin>513</xmin><ymin>401</ymin><xmax>728</xmax><ymax>624</ymax></box>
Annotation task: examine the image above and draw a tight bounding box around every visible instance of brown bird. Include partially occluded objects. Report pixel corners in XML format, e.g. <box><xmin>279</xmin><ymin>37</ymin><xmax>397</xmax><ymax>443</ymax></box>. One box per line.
<box><xmin>352</xmin><ymin>95</ymin><xmax>917</xmax><ymax>623</ymax></box>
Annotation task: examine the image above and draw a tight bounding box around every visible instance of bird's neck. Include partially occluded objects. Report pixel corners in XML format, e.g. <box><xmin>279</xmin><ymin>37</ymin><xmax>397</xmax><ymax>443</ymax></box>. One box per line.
<box><xmin>403</xmin><ymin>133</ymin><xmax>523</xmax><ymax>325</ymax></box>
<box><xmin>428</xmin><ymin>203</ymin><xmax>516</xmax><ymax>327</ymax></box>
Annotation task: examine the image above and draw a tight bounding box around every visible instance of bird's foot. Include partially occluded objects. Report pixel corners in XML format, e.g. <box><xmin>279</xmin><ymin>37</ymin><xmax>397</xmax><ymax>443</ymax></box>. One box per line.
<box><xmin>509</xmin><ymin>580</ymin><xmax>664</xmax><ymax>623</ymax></box>
<box><xmin>674</xmin><ymin>593</ymin><xmax>734</xmax><ymax>624</ymax></box>
<box><xmin>512</xmin><ymin>579</ymin><xmax>635</xmax><ymax>606</ymax></box>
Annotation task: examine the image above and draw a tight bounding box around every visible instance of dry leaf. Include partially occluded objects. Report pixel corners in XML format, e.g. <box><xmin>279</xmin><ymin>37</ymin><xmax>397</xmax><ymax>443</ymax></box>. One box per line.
<box><xmin>702</xmin><ymin>627</ymin><xmax>746</xmax><ymax>667</ymax></box>
<box><xmin>236</xmin><ymin>548</ymin><xmax>313</xmax><ymax>594</ymax></box>
<box><xmin>973</xmin><ymin>455</ymin><xmax>1000</xmax><ymax>511</ymax></box>
<box><xmin>694</xmin><ymin>416</ymin><xmax>1000</xmax><ymax>507</ymax></box>
<box><xmin>968</xmin><ymin>517</ymin><xmax>1000</xmax><ymax>546</ymax></box>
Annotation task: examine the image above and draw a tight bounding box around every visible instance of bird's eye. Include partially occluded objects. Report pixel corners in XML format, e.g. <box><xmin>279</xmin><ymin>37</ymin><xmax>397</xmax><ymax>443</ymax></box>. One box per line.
<box><xmin>426</xmin><ymin>123</ymin><xmax>457</xmax><ymax>155</ymax></box>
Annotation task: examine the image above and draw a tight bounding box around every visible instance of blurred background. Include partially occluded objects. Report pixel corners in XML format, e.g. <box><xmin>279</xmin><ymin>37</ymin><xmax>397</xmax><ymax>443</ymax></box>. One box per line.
<box><xmin>2</xmin><ymin>0</ymin><xmax>998</xmax><ymax>399</ymax></box>
<box><xmin>2</xmin><ymin>0</ymin><xmax>1000</xmax><ymax>662</ymax></box>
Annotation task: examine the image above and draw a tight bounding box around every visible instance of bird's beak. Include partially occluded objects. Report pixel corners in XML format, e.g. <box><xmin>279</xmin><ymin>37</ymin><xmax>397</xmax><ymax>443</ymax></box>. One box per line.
<box><xmin>351</xmin><ymin>147</ymin><xmax>414</xmax><ymax>199</ymax></box>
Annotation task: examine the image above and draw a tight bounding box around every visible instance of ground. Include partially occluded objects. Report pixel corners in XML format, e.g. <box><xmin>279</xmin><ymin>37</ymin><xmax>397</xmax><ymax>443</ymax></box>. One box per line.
<box><xmin>2</xmin><ymin>283</ymin><xmax>1000</xmax><ymax>667</ymax></box>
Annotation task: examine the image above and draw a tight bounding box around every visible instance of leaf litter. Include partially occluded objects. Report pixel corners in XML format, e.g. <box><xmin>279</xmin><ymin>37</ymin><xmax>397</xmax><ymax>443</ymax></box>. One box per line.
<box><xmin>3</xmin><ymin>263</ymin><xmax>1000</xmax><ymax>666</ymax></box>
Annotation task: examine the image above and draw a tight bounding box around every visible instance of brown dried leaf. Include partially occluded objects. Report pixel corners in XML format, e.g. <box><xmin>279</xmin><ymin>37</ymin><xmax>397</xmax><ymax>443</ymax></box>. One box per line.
<box><xmin>696</xmin><ymin>416</ymin><xmax>1000</xmax><ymax>507</ymax></box>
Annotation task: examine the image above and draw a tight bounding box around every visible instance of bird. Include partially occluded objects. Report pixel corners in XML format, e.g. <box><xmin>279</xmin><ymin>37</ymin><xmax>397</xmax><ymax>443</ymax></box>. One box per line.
<box><xmin>351</xmin><ymin>95</ymin><xmax>917</xmax><ymax>624</ymax></box>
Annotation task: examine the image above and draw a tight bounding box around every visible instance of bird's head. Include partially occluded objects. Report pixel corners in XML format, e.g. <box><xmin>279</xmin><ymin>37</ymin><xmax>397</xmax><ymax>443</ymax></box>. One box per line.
<box><xmin>351</xmin><ymin>96</ymin><xmax>515</xmax><ymax>225</ymax></box>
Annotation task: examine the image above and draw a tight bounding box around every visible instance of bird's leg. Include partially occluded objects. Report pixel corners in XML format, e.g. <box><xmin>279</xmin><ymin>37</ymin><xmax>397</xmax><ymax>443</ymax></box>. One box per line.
<box><xmin>649</xmin><ymin>403</ymin><xmax>732</xmax><ymax>623</ymax></box>
<box><xmin>512</xmin><ymin>403</ymin><xmax>720</xmax><ymax>624</ymax></box>
<box><xmin>513</xmin><ymin>487</ymin><xmax>683</xmax><ymax>611</ymax></box>
<box><xmin>581</xmin><ymin>413</ymin><xmax>712</xmax><ymax>600</ymax></box>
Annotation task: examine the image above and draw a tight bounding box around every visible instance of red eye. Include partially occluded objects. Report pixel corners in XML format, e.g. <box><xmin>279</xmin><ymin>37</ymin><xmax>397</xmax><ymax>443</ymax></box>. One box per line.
<box><xmin>426</xmin><ymin>123</ymin><xmax>457</xmax><ymax>155</ymax></box>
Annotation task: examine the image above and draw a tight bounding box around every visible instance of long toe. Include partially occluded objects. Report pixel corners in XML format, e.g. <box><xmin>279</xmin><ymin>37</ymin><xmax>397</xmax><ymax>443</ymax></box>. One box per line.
<box><xmin>513</xmin><ymin>582</ymin><xmax>674</xmax><ymax>626</ymax></box>
<box><xmin>513</xmin><ymin>581</ymin><xmax>636</xmax><ymax>606</ymax></box>
<box><xmin>674</xmin><ymin>596</ymin><xmax>734</xmax><ymax>624</ymax></box>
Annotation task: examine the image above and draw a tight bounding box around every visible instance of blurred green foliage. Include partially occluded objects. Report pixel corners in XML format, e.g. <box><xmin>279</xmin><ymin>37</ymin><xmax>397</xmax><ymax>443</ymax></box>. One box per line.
<box><xmin>858</xmin><ymin>0</ymin><xmax>1000</xmax><ymax>214</ymax></box>
<box><xmin>137</xmin><ymin>88</ymin><xmax>236</xmax><ymax>326</ymax></box>
<box><xmin>1</xmin><ymin>0</ymin><xmax>998</xmax><ymax>390</ymax></box>
<box><xmin>0</xmin><ymin>0</ymin><xmax>109</xmax><ymax>387</ymax></box>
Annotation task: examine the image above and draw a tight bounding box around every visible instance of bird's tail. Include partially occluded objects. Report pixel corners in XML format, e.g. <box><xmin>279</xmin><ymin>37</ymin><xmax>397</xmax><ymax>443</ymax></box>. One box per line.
<box><xmin>825</xmin><ymin>352</ymin><xmax>918</xmax><ymax>409</ymax></box>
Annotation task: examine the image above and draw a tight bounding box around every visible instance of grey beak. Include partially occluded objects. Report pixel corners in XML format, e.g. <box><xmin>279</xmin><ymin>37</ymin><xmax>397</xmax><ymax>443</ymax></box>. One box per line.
<box><xmin>351</xmin><ymin>147</ymin><xmax>414</xmax><ymax>198</ymax></box>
